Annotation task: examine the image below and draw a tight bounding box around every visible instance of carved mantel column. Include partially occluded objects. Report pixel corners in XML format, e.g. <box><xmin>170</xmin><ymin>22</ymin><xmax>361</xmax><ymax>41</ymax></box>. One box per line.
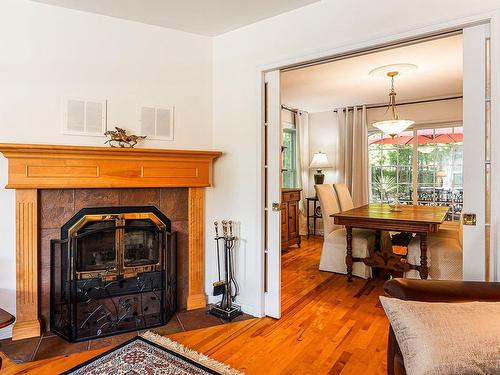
<box><xmin>12</xmin><ymin>189</ymin><xmax>41</xmax><ymax>340</ymax></box>
<box><xmin>187</xmin><ymin>187</ymin><xmax>207</xmax><ymax>309</ymax></box>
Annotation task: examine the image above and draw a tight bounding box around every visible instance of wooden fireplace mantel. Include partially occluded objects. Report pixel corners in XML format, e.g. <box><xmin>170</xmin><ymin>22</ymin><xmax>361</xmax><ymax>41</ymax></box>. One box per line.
<box><xmin>0</xmin><ymin>143</ymin><xmax>221</xmax><ymax>189</ymax></box>
<box><xmin>0</xmin><ymin>143</ymin><xmax>222</xmax><ymax>340</ymax></box>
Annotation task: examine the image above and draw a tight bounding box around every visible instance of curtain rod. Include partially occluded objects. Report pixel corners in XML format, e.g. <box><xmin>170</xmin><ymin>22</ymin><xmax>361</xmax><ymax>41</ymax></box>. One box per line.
<box><xmin>332</xmin><ymin>95</ymin><xmax>462</xmax><ymax>112</ymax></box>
<box><xmin>281</xmin><ymin>104</ymin><xmax>299</xmax><ymax>113</ymax></box>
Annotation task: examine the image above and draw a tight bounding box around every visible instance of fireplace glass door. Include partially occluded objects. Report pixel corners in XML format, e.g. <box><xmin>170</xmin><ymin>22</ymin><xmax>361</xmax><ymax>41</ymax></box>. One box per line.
<box><xmin>76</xmin><ymin>220</ymin><xmax>117</xmax><ymax>274</ymax></box>
<box><xmin>124</xmin><ymin>219</ymin><xmax>161</xmax><ymax>268</ymax></box>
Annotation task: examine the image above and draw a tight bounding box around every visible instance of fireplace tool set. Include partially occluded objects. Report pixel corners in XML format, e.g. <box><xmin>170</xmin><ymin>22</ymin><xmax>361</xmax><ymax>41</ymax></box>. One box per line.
<box><xmin>209</xmin><ymin>220</ymin><xmax>242</xmax><ymax>321</ymax></box>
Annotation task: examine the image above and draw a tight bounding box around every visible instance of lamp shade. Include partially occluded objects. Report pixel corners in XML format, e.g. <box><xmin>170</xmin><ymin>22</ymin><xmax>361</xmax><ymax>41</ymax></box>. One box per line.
<box><xmin>372</xmin><ymin>119</ymin><xmax>414</xmax><ymax>137</ymax></box>
<box><xmin>309</xmin><ymin>152</ymin><xmax>332</xmax><ymax>169</ymax></box>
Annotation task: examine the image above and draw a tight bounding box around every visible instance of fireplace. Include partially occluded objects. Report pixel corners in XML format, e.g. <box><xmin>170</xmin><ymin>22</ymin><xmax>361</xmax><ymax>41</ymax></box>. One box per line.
<box><xmin>50</xmin><ymin>206</ymin><xmax>176</xmax><ymax>342</ymax></box>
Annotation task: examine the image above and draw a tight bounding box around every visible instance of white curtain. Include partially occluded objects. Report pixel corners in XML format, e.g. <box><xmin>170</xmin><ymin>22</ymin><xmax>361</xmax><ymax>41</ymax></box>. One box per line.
<box><xmin>295</xmin><ymin>110</ymin><xmax>309</xmax><ymax>235</ymax></box>
<box><xmin>335</xmin><ymin>106</ymin><xmax>369</xmax><ymax>206</ymax></box>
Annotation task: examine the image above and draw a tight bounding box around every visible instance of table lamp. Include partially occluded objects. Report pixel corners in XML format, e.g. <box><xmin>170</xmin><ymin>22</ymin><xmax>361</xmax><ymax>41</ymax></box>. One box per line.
<box><xmin>309</xmin><ymin>152</ymin><xmax>332</xmax><ymax>185</ymax></box>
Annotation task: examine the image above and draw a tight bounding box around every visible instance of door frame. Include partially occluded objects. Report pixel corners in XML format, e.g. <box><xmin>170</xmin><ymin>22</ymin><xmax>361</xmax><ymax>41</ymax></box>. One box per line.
<box><xmin>257</xmin><ymin>10</ymin><xmax>500</xmax><ymax>316</ymax></box>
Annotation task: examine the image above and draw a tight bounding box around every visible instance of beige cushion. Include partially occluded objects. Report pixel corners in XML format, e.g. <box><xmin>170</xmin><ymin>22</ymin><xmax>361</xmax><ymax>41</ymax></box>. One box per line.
<box><xmin>315</xmin><ymin>184</ymin><xmax>342</xmax><ymax>235</ymax></box>
<box><xmin>405</xmin><ymin>235</ymin><xmax>463</xmax><ymax>280</ymax></box>
<box><xmin>333</xmin><ymin>183</ymin><xmax>354</xmax><ymax>211</ymax></box>
<box><xmin>380</xmin><ymin>296</ymin><xmax>500</xmax><ymax>375</ymax></box>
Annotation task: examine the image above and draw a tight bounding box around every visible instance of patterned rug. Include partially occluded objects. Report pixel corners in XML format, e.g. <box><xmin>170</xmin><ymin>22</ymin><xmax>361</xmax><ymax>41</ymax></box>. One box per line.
<box><xmin>63</xmin><ymin>331</ymin><xmax>243</xmax><ymax>375</ymax></box>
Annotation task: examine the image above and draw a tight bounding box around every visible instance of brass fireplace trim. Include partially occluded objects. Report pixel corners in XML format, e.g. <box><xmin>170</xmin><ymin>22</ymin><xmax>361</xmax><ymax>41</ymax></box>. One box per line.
<box><xmin>69</xmin><ymin>212</ymin><xmax>166</xmax><ymax>280</ymax></box>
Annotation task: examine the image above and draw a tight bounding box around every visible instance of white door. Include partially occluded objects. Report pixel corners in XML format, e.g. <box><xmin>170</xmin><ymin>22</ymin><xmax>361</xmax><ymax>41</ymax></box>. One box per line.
<box><xmin>264</xmin><ymin>70</ymin><xmax>281</xmax><ymax>318</ymax></box>
<box><xmin>462</xmin><ymin>24</ymin><xmax>490</xmax><ymax>281</ymax></box>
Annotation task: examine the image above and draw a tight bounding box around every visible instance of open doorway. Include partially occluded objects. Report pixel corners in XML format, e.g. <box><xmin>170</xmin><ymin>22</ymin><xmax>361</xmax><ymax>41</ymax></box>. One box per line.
<box><xmin>264</xmin><ymin>26</ymin><xmax>492</xmax><ymax>318</ymax></box>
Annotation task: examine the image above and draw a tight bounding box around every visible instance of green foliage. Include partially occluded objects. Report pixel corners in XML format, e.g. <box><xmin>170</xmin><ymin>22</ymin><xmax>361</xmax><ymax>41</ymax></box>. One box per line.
<box><xmin>371</xmin><ymin>173</ymin><xmax>397</xmax><ymax>201</ymax></box>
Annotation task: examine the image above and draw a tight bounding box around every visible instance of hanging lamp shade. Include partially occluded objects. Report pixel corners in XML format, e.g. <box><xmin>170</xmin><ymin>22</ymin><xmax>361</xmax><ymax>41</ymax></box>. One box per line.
<box><xmin>372</xmin><ymin>68</ymin><xmax>415</xmax><ymax>137</ymax></box>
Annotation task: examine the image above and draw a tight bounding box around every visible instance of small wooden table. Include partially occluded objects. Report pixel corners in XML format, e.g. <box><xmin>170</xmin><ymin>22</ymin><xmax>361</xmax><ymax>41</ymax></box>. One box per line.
<box><xmin>306</xmin><ymin>197</ymin><xmax>321</xmax><ymax>238</ymax></box>
<box><xmin>332</xmin><ymin>204</ymin><xmax>449</xmax><ymax>281</ymax></box>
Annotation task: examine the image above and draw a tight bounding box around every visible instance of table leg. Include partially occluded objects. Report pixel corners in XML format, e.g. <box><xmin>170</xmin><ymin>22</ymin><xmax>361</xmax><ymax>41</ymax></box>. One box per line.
<box><xmin>375</xmin><ymin>230</ymin><xmax>381</xmax><ymax>252</ymax></box>
<box><xmin>313</xmin><ymin>200</ymin><xmax>317</xmax><ymax>236</ymax></box>
<box><xmin>419</xmin><ymin>232</ymin><xmax>429</xmax><ymax>279</ymax></box>
<box><xmin>307</xmin><ymin>200</ymin><xmax>310</xmax><ymax>239</ymax></box>
<box><xmin>346</xmin><ymin>226</ymin><xmax>353</xmax><ymax>282</ymax></box>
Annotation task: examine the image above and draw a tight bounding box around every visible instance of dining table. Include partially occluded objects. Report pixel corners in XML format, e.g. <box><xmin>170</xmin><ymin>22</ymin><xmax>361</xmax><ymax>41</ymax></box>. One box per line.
<box><xmin>331</xmin><ymin>203</ymin><xmax>449</xmax><ymax>281</ymax></box>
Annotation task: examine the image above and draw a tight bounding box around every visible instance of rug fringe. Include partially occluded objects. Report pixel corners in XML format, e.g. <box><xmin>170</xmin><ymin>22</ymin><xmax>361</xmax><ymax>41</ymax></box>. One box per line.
<box><xmin>141</xmin><ymin>331</ymin><xmax>244</xmax><ymax>375</ymax></box>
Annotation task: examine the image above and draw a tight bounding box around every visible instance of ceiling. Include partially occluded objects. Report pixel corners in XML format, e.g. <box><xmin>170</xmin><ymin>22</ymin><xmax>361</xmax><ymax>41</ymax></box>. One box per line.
<box><xmin>281</xmin><ymin>34</ymin><xmax>463</xmax><ymax>113</ymax></box>
<box><xmin>32</xmin><ymin>0</ymin><xmax>319</xmax><ymax>36</ymax></box>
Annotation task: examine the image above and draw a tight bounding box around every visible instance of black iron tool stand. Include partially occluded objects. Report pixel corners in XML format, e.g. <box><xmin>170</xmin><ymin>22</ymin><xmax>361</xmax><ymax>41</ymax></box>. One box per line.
<box><xmin>209</xmin><ymin>220</ymin><xmax>242</xmax><ymax>321</ymax></box>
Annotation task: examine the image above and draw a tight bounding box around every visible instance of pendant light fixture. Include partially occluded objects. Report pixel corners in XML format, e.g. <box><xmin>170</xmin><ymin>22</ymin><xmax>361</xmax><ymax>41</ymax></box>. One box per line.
<box><xmin>370</xmin><ymin>64</ymin><xmax>417</xmax><ymax>137</ymax></box>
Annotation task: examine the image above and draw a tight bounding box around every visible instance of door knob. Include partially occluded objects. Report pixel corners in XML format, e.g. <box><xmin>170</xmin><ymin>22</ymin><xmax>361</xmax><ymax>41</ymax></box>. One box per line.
<box><xmin>272</xmin><ymin>203</ymin><xmax>281</xmax><ymax>211</ymax></box>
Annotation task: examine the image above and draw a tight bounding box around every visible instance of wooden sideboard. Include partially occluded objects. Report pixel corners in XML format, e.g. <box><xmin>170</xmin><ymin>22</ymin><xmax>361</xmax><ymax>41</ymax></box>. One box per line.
<box><xmin>281</xmin><ymin>188</ymin><xmax>302</xmax><ymax>250</ymax></box>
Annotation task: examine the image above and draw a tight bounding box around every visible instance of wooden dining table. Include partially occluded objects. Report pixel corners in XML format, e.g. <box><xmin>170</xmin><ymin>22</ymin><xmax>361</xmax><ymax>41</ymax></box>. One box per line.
<box><xmin>332</xmin><ymin>203</ymin><xmax>449</xmax><ymax>281</ymax></box>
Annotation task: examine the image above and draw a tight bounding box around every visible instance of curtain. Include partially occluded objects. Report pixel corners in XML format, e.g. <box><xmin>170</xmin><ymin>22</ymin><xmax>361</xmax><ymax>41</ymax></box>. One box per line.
<box><xmin>295</xmin><ymin>110</ymin><xmax>309</xmax><ymax>235</ymax></box>
<box><xmin>335</xmin><ymin>106</ymin><xmax>369</xmax><ymax>206</ymax></box>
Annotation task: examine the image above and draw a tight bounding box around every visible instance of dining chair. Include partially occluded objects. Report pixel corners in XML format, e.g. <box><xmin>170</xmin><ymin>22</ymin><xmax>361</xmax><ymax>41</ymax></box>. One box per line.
<box><xmin>333</xmin><ymin>182</ymin><xmax>392</xmax><ymax>258</ymax></box>
<box><xmin>404</xmin><ymin>218</ymin><xmax>463</xmax><ymax>280</ymax></box>
<box><xmin>315</xmin><ymin>184</ymin><xmax>373</xmax><ymax>278</ymax></box>
<box><xmin>333</xmin><ymin>183</ymin><xmax>354</xmax><ymax>211</ymax></box>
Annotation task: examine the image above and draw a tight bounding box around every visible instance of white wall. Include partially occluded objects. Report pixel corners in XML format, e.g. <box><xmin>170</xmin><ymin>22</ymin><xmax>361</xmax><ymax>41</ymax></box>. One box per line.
<box><xmin>211</xmin><ymin>0</ymin><xmax>500</xmax><ymax>316</ymax></box>
<box><xmin>0</xmin><ymin>0</ymin><xmax>213</xmax><ymax>338</ymax></box>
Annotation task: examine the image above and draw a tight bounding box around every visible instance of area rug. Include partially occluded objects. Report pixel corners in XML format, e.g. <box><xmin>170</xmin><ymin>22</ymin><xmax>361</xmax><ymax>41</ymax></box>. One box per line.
<box><xmin>63</xmin><ymin>331</ymin><xmax>243</xmax><ymax>375</ymax></box>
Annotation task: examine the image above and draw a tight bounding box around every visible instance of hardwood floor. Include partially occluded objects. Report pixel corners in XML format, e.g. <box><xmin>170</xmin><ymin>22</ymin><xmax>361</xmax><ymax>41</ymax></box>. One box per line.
<box><xmin>1</xmin><ymin>236</ymin><xmax>390</xmax><ymax>374</ymax></box>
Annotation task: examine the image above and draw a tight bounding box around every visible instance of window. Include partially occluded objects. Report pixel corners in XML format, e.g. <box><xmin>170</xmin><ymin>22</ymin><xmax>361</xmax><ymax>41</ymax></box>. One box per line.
<box><xmin>369</xmin><ymin>126</ymin><xmax>463</xmax><ymax>221</ymax></box>
<box><xmin>282</xmin><ymin>128</ymin><xmax>297</xmax><ymax>188</ymax></box>
<box><xmin>369</xmin><ymin>130</ymin><xmax>413</xmax><ymax>204</ymax></box>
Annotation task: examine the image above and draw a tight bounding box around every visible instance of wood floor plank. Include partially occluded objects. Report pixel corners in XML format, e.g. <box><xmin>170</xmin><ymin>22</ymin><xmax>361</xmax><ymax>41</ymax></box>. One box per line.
<box><xmin>4</xmin><ymin>236</ymin><xmax>390</xmax><ymax>374</ymax></box>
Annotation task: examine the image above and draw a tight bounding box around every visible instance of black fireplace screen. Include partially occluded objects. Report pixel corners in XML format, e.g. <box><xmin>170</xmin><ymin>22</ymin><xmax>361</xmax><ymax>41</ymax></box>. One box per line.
<box><xmin>50</xmin><ymin>206</ymin><xmax>176</xmax><ymax>342</ymax></box>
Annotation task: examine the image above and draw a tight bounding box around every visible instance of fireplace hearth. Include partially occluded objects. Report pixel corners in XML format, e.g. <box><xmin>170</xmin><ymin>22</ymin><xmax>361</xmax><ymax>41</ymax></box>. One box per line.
<box><xmin>50</xmin><ymin>206</ymin><xmax>176</xmax><ymax>342</ymax></box>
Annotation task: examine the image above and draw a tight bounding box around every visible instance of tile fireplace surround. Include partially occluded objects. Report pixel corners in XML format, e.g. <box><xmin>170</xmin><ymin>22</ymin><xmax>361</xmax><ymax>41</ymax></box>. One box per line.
<box><xmin>0</xmin><ymin>143</ymin><xmax>222</xmax><ymax>341</ymax></box>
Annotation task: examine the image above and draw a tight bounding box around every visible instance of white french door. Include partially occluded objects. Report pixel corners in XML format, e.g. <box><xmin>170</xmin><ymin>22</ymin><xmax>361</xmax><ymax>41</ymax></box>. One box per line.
<box><xmin>263</xmin><ymin>70</ymin><xmax>282</xmax><ymax>318</ymax></box>
<box><xmin>462</xmin><ymin>23</ymin><xmax>490</xmax><ymax>281</ymax></box>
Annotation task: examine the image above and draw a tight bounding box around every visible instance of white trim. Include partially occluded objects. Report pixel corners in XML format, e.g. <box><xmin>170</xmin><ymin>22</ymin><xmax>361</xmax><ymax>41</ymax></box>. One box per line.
<box><xmin>257</xmin><ymin>10</ymin><xmax>500</xmax><ymax>314</ymax></box>
<box><xmin>256</xmin><ymin>72</ymin><xmax>265</xmax><ymax>316</ymax></box>
<box><xmin>488</xmin><ymin>11</ymin><xmax>500</xmax><ymax>282</ymax></box>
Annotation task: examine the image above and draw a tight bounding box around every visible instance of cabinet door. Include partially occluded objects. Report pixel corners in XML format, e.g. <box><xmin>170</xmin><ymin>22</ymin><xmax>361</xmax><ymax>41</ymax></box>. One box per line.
<box><xmin>288</xmin><ymin>201</ymin><xmax>298</xmax><ymax>239</ymax></box>
<box><xmin>281</xmin><ymin>202</ymin><xmax>289</xmax><ymax>243</ymax></box>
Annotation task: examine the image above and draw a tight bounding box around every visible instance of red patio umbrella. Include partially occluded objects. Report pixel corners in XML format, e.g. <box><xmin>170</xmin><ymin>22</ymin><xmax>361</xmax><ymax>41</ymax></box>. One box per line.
<box><xmin>370</xmin><ymin>132</ymin><xmax>463</xmax><ymax>145</ymax></box>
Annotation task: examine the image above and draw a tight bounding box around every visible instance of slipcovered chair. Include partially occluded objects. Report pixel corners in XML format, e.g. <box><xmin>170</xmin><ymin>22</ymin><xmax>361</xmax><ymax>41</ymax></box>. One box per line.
<box><xmin>333</xmin><ymin>183</ymin><xmax>354</xmax><ymax>211</ymax></box>
<box><xmin>315</xmin><ymin>184</ymin><xmax>375</xmax><ymax>278</ymax></box>
<box><xmin>404</xmin><ymin>218</ymin><xmax>463</xmax><ymax>280</ymax></box>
